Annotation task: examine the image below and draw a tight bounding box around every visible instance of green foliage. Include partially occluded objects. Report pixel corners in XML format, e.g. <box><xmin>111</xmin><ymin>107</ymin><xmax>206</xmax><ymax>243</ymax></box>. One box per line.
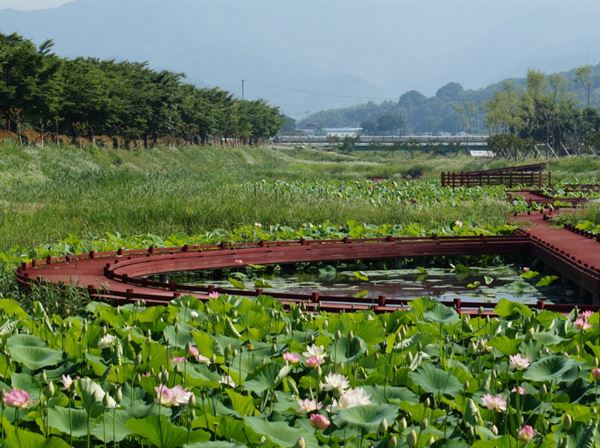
<box><xmin>0</xmin><ymin>296</ymin><xmax>596</xmax><ymax>447</ymax></box>
<box><xmin>0</xmin><ymin>33</ymin><xmax>283</xmax><ymax>145</ymax></box>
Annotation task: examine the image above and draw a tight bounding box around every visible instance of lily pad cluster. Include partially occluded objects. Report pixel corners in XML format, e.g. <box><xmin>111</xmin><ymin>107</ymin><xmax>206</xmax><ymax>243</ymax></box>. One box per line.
<box><xmin>0</xmin><ymin>295</ymin><xmax>598</xmax><ymax>447</ymax></box>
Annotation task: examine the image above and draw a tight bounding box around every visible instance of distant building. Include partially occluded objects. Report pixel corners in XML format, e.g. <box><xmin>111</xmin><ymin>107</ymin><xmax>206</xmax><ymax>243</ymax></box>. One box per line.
<box><xmin>323</xmin><ymin>127</ymin><xmax>362</xmax><ymax>138</ymax></box>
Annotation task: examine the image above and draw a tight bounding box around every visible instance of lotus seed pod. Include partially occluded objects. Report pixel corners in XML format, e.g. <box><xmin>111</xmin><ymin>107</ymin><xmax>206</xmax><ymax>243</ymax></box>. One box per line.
<box><xmin>387</xmin><ymin>435</ymin><xmax>397</xmax><ymax>448</ymax></box>
<box><xmin>407</xmin><ymin>430</ymin><xmax>417</xmax><ymax>447</ymax></box>
<box><xmin>399</xmin><ymin>417</ymin><xmax>407</xmax><ymax>431</ymax></box>
<box><xmin>491</xmin><ymin>425</ymin><xmax>498</xmax><ymax>435</ymax></box>
<box><xmin>294</xmin><ymin>436</ymin><xmax>306</xmax><ymax>448</ymax></box>
<box><xmin>420</xmin><ymin>418</ymin><xmax>428</xmax><ymax>429</ymax></box>
<box><xmin>379</xmin><ymin>418</ymin><xmax>388</xmax><ymax>434</ymax></box>
<box><xmin>563</xmin><ymin>414</ymin><xmax>572</xmax><ymax>430</ymax></box>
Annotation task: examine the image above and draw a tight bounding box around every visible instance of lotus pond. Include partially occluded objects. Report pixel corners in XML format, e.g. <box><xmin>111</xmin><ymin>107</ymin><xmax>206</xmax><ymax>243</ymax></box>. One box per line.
<box><xmin>0</xmin><ymin>296</ymin><xmax>598</xmax><ymax>447</ymax></box>
<box><xmin>153</xmin><ymin>257</ymin><xmax>576</xmax><ymax>305</ymax></box>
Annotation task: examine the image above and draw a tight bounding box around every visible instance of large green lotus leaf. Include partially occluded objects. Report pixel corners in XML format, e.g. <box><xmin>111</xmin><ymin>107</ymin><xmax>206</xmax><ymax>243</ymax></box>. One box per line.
<box><xmin>163</xmin><ymin>324</ymin><xmax>194</xmax><ymax>348</ymax></box>
<box><xmin>361</xmin><ymin>385</ymin><xmax>419</xmax><ymax>404</ymax></box>
<box><xmin>409</xmin><ymin>363</ymin><xmax>462</xmax><ymax>397</ymax></box>
<box><xmin>354</xmin><ymin>319</ymin><xmax>385</xmax><ymax>345</ymax></box>
<box><xmin>6</xmin><ymin>334</ymin><xmax>63</xmax><ymax>370</ymax></box>
<box><xmin>3</xmin><ymin>426</ymin><xmax>71</xmax><ymax>448</ymax></box>
<box><xmin>523</xmin><ymin>355</ymin><xmax>578</xmax><ymax>383</ymax></box>
<box><xmin>333</xmin><ymin>404</ymin><xmax>398</xmax><ymax>434</ymax></box>
<box><xmin>493</xmin><ymin>299</ymin><xmax>533</xmax><ymax>319</ymax></box>
<box><xmin>216</xmin><ymin>415</ymin><xmax>261</xmax><ymax>445</ymax></box>
<box><xmin>423</xmin><ymin>303</ymin><xmax>459</xmax><ymax>325</ymax></box>
<box><xmin>244</xmin><ymin>363</ymin><xmax>281</xmax><ymax>395</ymax></box>
<box><xmin>91</xmin><ymin>409</ymin><xmax>136</xmax><ymax>442</ymax></box>
<box><xmin>127</xmin><ymin>415</ymin><xmax>209</xmax><ymax>448</ymax></box>
<box><xmin>244</xmin><ymin>417</ymin><xmax>318</xmax><ymax>448</ymax></box>
<box><xmin>329</xmin><ymin>335</ymin><xmax>366</xmax><ymax>362</ymax></box>
<box><xmin>48</xmin><ymin>406</ymin><xmax>90</xmax><ymax>438</ymax></box>
<box><xmin>185</xmin><ymin>443</ymin><xmax>246</xmax><ymax>448</ymax></box>
<box><xmin>185</xmin><ymin>364</ymin><xmax>221</xmax><ymax>388</ymax></box>
<box><xmin>532</xmin><ymin>332</ymin><xmax>564</xmax><ymax>346</ymax></box>
<box><xmin>225</xmin><ymin>389</ymin><xmax>257</xmax><ymax>416</ymax></box>
<box><xmin>488</xmin><ymin>335</ymin><xmax>521</xmax><ymax>356</ymax></box>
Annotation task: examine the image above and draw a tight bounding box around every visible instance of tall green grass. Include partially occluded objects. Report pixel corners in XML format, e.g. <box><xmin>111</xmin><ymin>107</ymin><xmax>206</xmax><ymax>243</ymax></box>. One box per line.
<box><xmin>1</xmin><ymin>142</ymin><xmax>598</xmax><ymax>250</ymax></box>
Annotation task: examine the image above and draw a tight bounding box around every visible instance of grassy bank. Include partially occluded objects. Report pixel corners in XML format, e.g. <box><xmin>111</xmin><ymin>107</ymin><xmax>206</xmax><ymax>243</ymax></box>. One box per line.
<box><xmin>1</xmin><ymin>142</ymin><xmax>598</xmax><ymax>250</ymax></box>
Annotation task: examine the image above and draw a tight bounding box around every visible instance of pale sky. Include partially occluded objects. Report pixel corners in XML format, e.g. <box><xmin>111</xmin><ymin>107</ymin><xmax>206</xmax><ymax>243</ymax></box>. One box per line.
<box><xmin>0</xmin><ymin>0</ymin><xmax>72</xmax><ymax>10</ymax></box>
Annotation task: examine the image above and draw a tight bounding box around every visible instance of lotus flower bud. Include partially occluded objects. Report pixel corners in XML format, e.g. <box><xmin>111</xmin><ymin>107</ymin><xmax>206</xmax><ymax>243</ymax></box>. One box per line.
<box><xmin>379</xmin><ymin>418</ymin><xmax>388</xmax><ymax>434</ymax></box>
<box><xmin>41</xmin><ymin>371</ymin><xmax>48</xmax><ymax>383</ymax></box>
<box><xmin>115</xmin><ymin>387</ymin><xmax>122</xmax><ymax>403</ymax></box>
<box><xmin>102</xmin><ymin>325</ymin><xmax>107</xmax><ymax>335</ymax></box>
<box><xmin>420</xmin><ymin>418</ymin><xmax>428</xmax><ymax>429</ymax></box>
<box><xmin>540</xmin><ymin>384</ymin><xmax>548</xmax><ymax>395</ymax></box>
<box><xmin>399</xmin><ymin>417</ymin><xmax>407</xmax><ymax>431</ymax></box>
<box><xmin>102</xmin><ymin>394</ymin><xmax>111</xmax><ymax>407</ymax></box>
<box><xmin>294</xmin><ymin>436</ymin><xmax>306</xmax><ymax>448</ymax></box>
<box><xmin>408</xmin><ymin>352</ymin><xmax>414</xmax><ymax>363</ymax></box>
<box><xmin>427</xmin><ymin>436</ymin><xmax>435</xmax><ymax>446</ymax></box>
<box><xmin>188</xmin><ymin>394</ymin><xmax>196</xmax><ymax>407</ymax></box>
<box><xmin>161</xmin><ymin>370</ymin><xmax>169</xmax><ymax>383</ymax></box>
<box><xmin>336</xmin><ymin>330</ymin><xmax>341</xmax><ymax>339</ymax></box>
<box><xmin>126</xmin><ymin>333</ymin><xmax>132</xmax><ymax>344</ymax></box>
<box><xmin>387</xmin><ymin>436</ymin><xmax>397</xmax><ymax>448</ymax></box>
<box><xmin>407</xmin><ymin>430</ymin><xmax>417</xmax><ymax>447</ymax></box>
<box><xmin>464</xmin><ymin>381</ymin><xmax>470</xmax><ymax>391</ymax></box>
<box><xmin>491</xmin><ymin>425</ymin><xmax>498</xmax><ymax>435</ymax></box>
<box><xmin>424</xmin><ymin>397</ymin><xmax>431</xmax><ymax>407</ymax></box>
<box><xmin>46</xmin><ymin>381</ymin><xmax>55</xmax><ymax>397</ymax></box>
<box><xmin>323</xmin><ymin>319</ymin><xmax>329</xmax><ymax>329</ymax></box>
<box><xmin>563</xmin><ymin>414</ymin><xmax>572</xmax><ymax>430</ymax></box>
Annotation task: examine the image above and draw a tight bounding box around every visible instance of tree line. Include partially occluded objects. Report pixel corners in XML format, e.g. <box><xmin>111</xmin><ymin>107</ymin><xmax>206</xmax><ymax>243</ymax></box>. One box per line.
<box><xmin>0</xmin><ymin>33</ymin><xmax>285</xmax><ymax>148</ymax></box>
<box><xmin>486</xmin><ymin>69</ymin><xmax>600</xmax><ymax>158</ymax></box>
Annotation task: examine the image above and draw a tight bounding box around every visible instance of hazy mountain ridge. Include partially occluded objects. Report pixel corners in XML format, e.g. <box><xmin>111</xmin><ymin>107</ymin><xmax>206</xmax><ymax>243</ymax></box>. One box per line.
<box><xmin>2</xmin><ymin>0</ymin><xmax>598</xmax><ymax>118</ymax></box>
<box><xmin>300</xmin><ymin>64</ymin><xmax>600</xmax><ymax>134</ymax></box>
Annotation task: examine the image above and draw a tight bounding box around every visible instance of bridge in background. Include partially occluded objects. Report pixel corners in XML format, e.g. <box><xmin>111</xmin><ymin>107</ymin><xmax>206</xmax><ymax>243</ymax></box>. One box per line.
<box><xmin>273</xmin><ymin>134</ymin><xmax>489</xmax><ymax>147</ymax></box>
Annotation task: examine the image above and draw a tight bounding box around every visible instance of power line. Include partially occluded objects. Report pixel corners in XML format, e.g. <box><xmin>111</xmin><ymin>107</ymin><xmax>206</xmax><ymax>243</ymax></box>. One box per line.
<box><xmin>244</xmin><ymin>80</ymin><xmax>393</xmax><ymax>102</ymax></box>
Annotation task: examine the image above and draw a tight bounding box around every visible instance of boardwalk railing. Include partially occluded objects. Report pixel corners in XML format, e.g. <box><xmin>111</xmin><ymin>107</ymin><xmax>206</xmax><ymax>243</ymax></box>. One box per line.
<box><xmin>441</xmin><ymin>163</ymin><xmax>551</xmax><ymax>187</ymax></box>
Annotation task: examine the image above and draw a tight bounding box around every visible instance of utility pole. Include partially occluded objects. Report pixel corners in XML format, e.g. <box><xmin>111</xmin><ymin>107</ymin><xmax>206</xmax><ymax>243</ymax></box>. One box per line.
<box><xmin>241</xmin><ymin>79</ymin><xmax>245</xmax><ymax>100</ymax></box>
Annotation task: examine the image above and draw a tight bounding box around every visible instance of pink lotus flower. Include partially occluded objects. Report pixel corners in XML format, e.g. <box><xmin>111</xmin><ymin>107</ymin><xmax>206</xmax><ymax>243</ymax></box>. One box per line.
<box><xmin>518</xmin><ymin>425</ymin><xmax>536</xmax><ymax>442</ymax></box>
<box><xmin>511</xmin><ymin>386</ymin><xmax>526</xmax><ymax>395</ymax></box>
<box><xmin>171</xmin><ymin>356</ymin><xmax>186</xmax><ymax>363</ymax></box>
<box><xmin>509</xmin><ymin>354</ymin><xmax>531</xmax><ymax>370</ymax></box>
<box><xmin>155</xmin><ymin>384</ymin><xmax>192</xmax><ymax>407</ymax></box>
<box><xmin>310</xmin><ymin>413</ymin><xmax>331</xmax><ymax>430</ymax></box>
<box><xmin>481</xmin><ymin>393</ymin><xmax>507</xmax><ymax>412</ymax></box>
<box><xmin>208</xmin><ymin>291</ymin><xmax>220</xmax><ymax>299</ymax></box>
<box><xmin>188</xmin><ymin>345</ymin><xmax>211</xmax><ymax>364</ymax></box>
<box><xmin>296</xmin><ymin>398</ymin><xmax>322</xmax><ymax>413</ymax></box>
<box><xmin>574</xmin><ymin>318</ymin><xmax>592</xmax><ymax>330</ymax></box>
<box><xmin>283</xmin><ymin>352</ymin><xmax>301</xmax><ymax>364</ymax></box>
<box><xmin>3</xmin><ymin>388</ymin><xmax>33</xmax><ymax>409</ymax></box>
<box><xmin>592</xmin><ymin>367</ymin><xmax>600</xmax><ymax>380</ymax></box>
<box><xmin>306</xmin><ymin>356</ymin><xmax>324</xmax><ymax>368</ymax></box>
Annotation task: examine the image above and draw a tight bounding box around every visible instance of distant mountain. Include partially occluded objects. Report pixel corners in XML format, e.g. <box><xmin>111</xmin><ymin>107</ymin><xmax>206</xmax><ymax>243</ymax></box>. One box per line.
<box><xmin>2</xmin><ymin>0</ymin><xmax>598</xmax><ymax>118</ymax></box>
<box><xmin>299</xmin><ymin>64</ymin><xmax>600</xmax><ymax>134</ymax></box>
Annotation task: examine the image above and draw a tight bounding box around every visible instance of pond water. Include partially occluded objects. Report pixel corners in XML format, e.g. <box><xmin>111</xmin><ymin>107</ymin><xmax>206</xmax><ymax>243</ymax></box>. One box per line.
<box><xmin>149</xmin><ymin>259</ymin><xmax>576</xmax><ymax>305</ymax></box>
